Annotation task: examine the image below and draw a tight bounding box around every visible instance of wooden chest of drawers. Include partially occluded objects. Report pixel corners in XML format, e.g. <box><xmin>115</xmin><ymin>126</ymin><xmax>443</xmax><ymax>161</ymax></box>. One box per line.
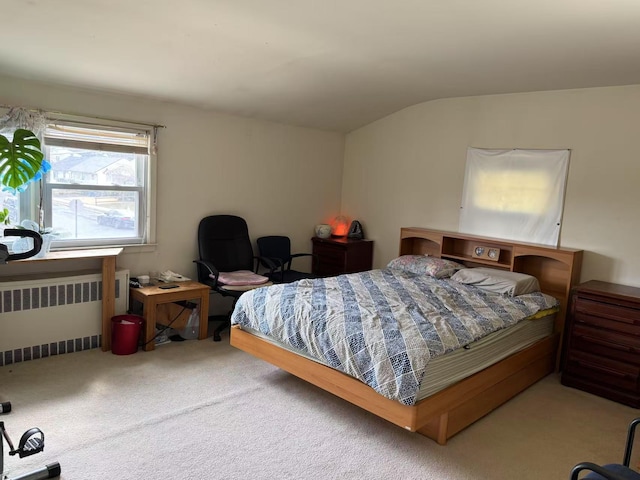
<box><xmin>311</xmin><ymin>237</ymin><xmax>373</xmax><ymax>277</ymax></box>
<box><xmin>561</xmin><ymin>280</ymin><xmax>640</xmax><ymax>407</ymax></box>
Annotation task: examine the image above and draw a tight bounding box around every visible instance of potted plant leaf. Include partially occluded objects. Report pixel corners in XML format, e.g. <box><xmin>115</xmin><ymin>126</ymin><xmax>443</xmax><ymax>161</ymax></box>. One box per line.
<box><xmin>0</xmin><ymin>128</ymin><xmax>48</xmax><ymax>193</ymax></box>
<box><xmin>0</xmin><ymin>128</ymin><xmax>52</xmax><ymax>255</ymax></box>
<box><xmin>0</xmin><ymin>208</ymin><xmax>9</xmax><ymax>225</ymax></box>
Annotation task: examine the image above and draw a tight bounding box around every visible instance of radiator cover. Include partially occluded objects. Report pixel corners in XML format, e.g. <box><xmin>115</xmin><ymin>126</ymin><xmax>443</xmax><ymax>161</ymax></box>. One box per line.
<box><xmin>0</xmin><ymin>269</ymin><xmax>129</xmax><ymax>365</ymax></box>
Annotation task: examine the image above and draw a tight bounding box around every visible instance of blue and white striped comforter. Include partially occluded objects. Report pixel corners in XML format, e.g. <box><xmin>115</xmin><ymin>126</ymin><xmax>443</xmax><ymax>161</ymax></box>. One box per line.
<box><xmin>230</xmin><ymin>269</ymin><xmax>558</xmax><ymax>405</ymax></box>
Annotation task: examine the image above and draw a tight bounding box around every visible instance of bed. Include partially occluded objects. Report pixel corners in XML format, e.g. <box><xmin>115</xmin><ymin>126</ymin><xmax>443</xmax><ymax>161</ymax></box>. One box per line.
<box><xmin>230</xmin><ymin>227</ymin><xmax>583</xmax><ymax>444</ymax></box>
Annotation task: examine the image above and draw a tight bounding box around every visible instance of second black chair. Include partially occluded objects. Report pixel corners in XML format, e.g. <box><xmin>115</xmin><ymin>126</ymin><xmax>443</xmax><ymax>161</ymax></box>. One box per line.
<box><xmin>570</xmin><ymin>417</ymin><xmax>640</xmax><ymax>479</ymax></box>
<box><xmin>257</xmin><ymin>235</ymin><xmax>317</xmax><ymax>283</ymax></box>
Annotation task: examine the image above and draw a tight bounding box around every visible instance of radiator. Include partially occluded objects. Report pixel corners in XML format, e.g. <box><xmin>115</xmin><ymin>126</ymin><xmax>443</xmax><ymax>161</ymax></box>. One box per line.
<box><xmin>0</xmin><ymin>269</ymin><xmax>129</xmax><ymax>366</ymax></box>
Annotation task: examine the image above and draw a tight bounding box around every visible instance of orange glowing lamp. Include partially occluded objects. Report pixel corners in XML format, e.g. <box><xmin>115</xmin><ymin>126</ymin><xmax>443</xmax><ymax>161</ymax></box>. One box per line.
<box><xmin>331</xmin><ymin>215</ymin><xmax>349</xmax><ymax>237</ymax></box>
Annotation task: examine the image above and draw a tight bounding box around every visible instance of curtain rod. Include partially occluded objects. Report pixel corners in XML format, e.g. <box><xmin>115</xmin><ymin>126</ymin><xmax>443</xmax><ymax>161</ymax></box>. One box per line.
<box><xmin>0</xmin><ymin>103</ymin><xmax>166</xmax><ymax>129</ymax></box>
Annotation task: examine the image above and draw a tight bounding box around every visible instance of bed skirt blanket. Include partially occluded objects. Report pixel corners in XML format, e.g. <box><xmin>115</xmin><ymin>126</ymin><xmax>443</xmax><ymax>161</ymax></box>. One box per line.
<box><xmin>230</xmin><ymin>269</ymin><xmax>558</xmax><ymax>405</ymax></box>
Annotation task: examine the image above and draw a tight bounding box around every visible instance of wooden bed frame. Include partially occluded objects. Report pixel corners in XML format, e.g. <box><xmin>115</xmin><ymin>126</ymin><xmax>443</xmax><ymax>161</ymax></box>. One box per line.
<box><xmin>230</xmin><ymin>228</ymin><xmax>583</xmax><ymax>444</ymax></box>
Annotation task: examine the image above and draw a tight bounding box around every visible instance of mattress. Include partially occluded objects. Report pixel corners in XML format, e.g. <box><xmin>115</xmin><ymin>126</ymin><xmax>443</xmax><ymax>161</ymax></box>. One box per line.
<box><xmin>238</xmin><ymin>313</ymin><xmax>555</xmax><ymax>402</ymax></box>
<box><xmin>232</xmin><ymin>269</ymin><xmax>560</xmax><ymax>405</ymax></box>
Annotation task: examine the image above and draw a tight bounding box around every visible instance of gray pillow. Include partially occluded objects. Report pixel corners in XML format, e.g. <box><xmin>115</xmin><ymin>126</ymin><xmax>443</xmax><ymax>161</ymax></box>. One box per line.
<box><xmin>450</xmin><ymin>267</ymin><xmax>540</xmax><ymax>297</ymax></box>
<box><xmin>386</xmin><ymin>255</ymin><xmax>464</xmax><ymax>279</ymax></box>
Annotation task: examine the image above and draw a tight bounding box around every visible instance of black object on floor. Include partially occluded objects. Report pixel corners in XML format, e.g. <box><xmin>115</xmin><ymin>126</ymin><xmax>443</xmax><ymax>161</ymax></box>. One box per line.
<box><xmin>208</xmin><ymin>315</ymin><xmax>231</xmax><ymax>342</ymax></box>
<box><xmin>1</xmin><ymin>401</ymin><xmax>61</xmax><ymax>479</ymax></box>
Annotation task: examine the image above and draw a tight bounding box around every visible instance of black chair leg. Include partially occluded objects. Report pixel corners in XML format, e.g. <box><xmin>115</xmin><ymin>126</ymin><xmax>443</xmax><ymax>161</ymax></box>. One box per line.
<box><xmin>212</xmin><ymin>299</ymin><xmax>238</xmax><ymax>342</ymax></box>
<box><xmin>212</xmin><ymin>318</ymin><xmax>230</xmax><ymax>342</ymax></box>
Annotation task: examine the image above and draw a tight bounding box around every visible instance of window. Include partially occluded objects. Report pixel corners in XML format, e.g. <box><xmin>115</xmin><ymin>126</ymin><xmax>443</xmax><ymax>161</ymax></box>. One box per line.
<box><xmin>42</xmin><ymin>120</ymin><xmax>154</xmax><ymax>248</ymax></box>
<box><xmin>1</xmin><ymin>112</ymin><xmax>156</xmax><ymax>249</ymax></box>
<box><xmin>459</xmin><ymin>148</ymin><xmax>570</xmax><ymax>246</ymax></box>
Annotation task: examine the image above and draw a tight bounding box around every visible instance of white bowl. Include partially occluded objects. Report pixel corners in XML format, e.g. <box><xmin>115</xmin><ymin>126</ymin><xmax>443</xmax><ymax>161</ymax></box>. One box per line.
<box><xmin>315</xmin><ymin>224</ymin><xmax>332</xmax><ymax>239</ymax></box>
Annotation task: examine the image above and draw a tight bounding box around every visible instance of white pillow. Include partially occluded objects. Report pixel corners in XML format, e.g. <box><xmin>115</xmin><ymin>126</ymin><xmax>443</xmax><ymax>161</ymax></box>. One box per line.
<box><xmin>450</xmin><ymin>267</ymin><xmax>540</xmax><ymax>297</ymax></box>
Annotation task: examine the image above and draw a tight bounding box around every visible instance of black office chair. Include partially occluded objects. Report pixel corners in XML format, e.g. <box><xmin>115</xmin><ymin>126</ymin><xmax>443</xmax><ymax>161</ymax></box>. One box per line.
<box><xmin>570</xmin><ymin>418</ymin><xmax>640</xmax><ymax>480</ymax></box>
<box><xmin>194</xmin><ymin>215</ymin><xmax>273</xmax><ymax>341</ymax></box>
<box><xmin>256</xmin><ymin>235</ymin><xmax>318</xmax><ymax>283</ymax></box>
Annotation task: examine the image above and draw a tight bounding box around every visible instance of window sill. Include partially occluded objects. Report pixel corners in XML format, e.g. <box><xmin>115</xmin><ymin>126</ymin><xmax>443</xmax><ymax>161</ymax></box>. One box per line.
<box><xmin>47</xmin><ymin>243</ymin><xmax>157</xmax><ymax>256</ymax></box>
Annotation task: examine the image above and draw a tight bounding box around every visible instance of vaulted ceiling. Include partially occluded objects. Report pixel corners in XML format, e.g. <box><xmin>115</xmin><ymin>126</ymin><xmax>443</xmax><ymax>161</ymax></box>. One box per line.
<box><xmin>2</xmin><ymin>0</ymin><xmax>640</xmax><ymax>132</ymax></box>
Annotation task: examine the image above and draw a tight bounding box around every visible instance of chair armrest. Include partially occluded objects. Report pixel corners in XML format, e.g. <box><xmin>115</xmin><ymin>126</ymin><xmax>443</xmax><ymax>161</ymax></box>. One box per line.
<box><xmin>257</xmin><ymin>256</ymin><xmax>285</xmax><ymax>282</ymax></box>
<box><xmin>291</xmin><ymin>253</ymin><xmax>314</xmax><ymax>259</ymax></box>
<box><xmin>258</xmin><ymin>256</ymin><xmax>280</xmax><ymax>269</ymax></box>
<box><xmin>623</xmin><ymin>418</ymin><xmax>640</xmax><ymax>466</ymax></box>
<box><xmin>254</xmin><ymin>255</ymin><xmax>280</xmax><ymax>274</ymax></box>
<box><xmin>193</xmin><ymin>259</ymin><xmax>219</xmax><ymax>284</ymax></box>
<box><xmin>290</xmin><ymin>252</ymin><xmax>318</xmax><ymax>270</ymax></box>
<box><xmin>570</xmin><ymin>462</ymin><xmax>638</xmax><ymax>480</ymax></box>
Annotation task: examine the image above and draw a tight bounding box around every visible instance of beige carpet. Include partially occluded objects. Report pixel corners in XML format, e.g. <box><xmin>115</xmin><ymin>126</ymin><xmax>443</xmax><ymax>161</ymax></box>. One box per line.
<box><xmin>1</xmin><ymin>332</ymin><xmax>638</xmax><ymax>480</ymax></box>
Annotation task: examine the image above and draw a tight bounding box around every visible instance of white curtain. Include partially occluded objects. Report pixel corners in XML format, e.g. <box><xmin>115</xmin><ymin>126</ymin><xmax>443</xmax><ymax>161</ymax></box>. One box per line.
<box><xmin>0</xmin><ymin>107</ymin><xmax>46</xmax><ymax>140</ymax></box>
<box><xmin>459</xmin><ymin>147</ymin><xmax>570</xmax><ymax>246</ymax></box>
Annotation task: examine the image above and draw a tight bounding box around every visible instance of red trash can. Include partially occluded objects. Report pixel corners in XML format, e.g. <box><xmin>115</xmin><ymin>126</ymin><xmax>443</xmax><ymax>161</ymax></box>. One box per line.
<box><xmin>111</xmin><ymin>314</ymin><xmax>144</xmax><ymax>355</ymax></box>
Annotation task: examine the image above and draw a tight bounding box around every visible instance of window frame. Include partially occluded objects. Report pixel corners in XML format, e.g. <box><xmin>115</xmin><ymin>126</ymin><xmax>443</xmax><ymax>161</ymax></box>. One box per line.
<box><xmin>35</xmin><ymin>114</ymin><xmax>156</xmax><ymax>250</ymax></box>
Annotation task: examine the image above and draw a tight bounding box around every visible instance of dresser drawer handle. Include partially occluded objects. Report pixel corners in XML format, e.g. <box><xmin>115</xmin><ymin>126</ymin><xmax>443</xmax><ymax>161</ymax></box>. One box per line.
<box><xmin>576</xmin><ymin>334</ymin><xmax>635</xmax><ymax>353</ymax></box>
<box><xmin>574</xmin><ymin>359</ymin><xmax>630</xmax><ymax>379</ymax></box>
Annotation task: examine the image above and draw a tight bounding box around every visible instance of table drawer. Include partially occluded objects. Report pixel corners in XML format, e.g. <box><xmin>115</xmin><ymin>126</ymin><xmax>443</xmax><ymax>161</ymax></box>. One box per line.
<box><xmin>561</xmin><ymin>375</ymin><xmax>640</xmax><ymax>408</ymax></box>
<box><xmin>564</xmin><ymin>349</ymin><xmax>640</xmax><ymax>391</ymax></box>
<box><xmin>574</xmin><ymin>297</ymin><xmax>640</xmax><ymax>334</ymax></box>
<box><xmin>315</xmin><ymin>251</ymin><xmax>346</xmax><ymax>266</ymax></box>
<box><xmin>570</xmin><ymin>324</ymin><xmax>640</xmax><ymax>365</ymax></box>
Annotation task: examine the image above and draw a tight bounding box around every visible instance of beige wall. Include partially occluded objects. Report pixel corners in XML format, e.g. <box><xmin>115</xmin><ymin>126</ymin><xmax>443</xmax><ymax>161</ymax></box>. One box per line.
<box><xmin>342</xmin><ymin>85</ymin><xmax>640</xmax><ymax>288</ymax></box>
<box><xmin>3</xmin><ymin>75</ymin><xmax>640</xmax><ymax>352</ymax></box>
<box><xmin>0</xmin><ymin>74</ymin><xmax>345</xmax><ymax>280</ymax></box>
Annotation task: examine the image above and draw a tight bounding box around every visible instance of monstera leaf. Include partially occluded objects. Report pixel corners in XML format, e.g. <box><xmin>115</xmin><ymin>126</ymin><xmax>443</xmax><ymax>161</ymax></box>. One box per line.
<box><xmin>0</xmin><ymin>128</ymin><xmax>46</xmax><ymax>193</ymax></box>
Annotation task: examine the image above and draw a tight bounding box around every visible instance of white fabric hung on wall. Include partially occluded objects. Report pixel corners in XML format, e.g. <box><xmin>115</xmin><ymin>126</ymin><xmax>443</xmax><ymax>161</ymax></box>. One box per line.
<box><xmin>459</xmin><ymin>147</ymin><xmax>570</xmax><ymax>247</ymax></box>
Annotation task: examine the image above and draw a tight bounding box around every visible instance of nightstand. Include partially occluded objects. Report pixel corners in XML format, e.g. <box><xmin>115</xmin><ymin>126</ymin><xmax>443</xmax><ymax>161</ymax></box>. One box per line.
<box><xmin>561</xmin><ymin>280</ymin><xmax>640</xmax><ymax>407</ymax></box>
<box><xmin>311</xmin><ymin>237</ymin><xmax>373</xmax><ymax>277</ymax></box>
<box><xmin>129</xmin><ymin>281</ymin><xmax>210</xmax><ymax>351</ymax></box>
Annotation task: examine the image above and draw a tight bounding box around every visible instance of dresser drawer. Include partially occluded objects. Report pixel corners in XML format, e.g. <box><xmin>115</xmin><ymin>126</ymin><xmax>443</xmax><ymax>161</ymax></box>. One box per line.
<box><xmin>561</xmin><ymin>375</ymin><xmax>640</xmax><ymax>408</ymax></box>
<box><xmin>573</xmin><ymin>297</ymin><xmax>640</xmax><ymax>335</ymax></box>
<box><xmin>312</xmin><ymin>237</ymin><xmax>373</xmax><ymax>276</ymax></box>
<box><xmin>314</xmin><ymin>244</ymin><xmax>346</xmax><ymax>263</ymax></box>
<box><xmin>570</xmin><ymin>324</ymin><xmax>640</xmax><ymax>365</ymax></box>
<box><xmin>564</xmin><ymin>349</ymin><xmax>640</xmax><ymax>391</ymax></box>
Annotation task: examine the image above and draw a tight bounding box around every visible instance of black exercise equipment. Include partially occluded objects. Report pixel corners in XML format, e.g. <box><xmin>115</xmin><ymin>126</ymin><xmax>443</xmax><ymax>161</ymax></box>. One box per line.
<box><xmin>1</xmin><ymin>230</ymin><xmax>61</xmax><ymax>479</ymax></box>
<box><xmin>0</xmin><ymin>402</ymin><xmax>60</xmax><ymax>480</ymax></box>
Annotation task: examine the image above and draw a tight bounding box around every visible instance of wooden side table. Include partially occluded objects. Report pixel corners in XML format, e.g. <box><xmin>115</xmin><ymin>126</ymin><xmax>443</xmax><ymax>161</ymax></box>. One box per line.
<box><xmin>129</xmin><ymin>280</ymin><xmax>210</xmax><ymax>351</ymax></box>
<box><xmin>311</xmin><ymin>237</ymin><xmax>373</xmax><ymax>276</ymax></box>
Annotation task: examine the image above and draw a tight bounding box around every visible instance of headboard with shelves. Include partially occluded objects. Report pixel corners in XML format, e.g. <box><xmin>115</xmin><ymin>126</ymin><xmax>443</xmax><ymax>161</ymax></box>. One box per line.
<box><xmin>399</xmin><ymin>227</ymin><xmax>583</xmax><ymax>338</ymax></box>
